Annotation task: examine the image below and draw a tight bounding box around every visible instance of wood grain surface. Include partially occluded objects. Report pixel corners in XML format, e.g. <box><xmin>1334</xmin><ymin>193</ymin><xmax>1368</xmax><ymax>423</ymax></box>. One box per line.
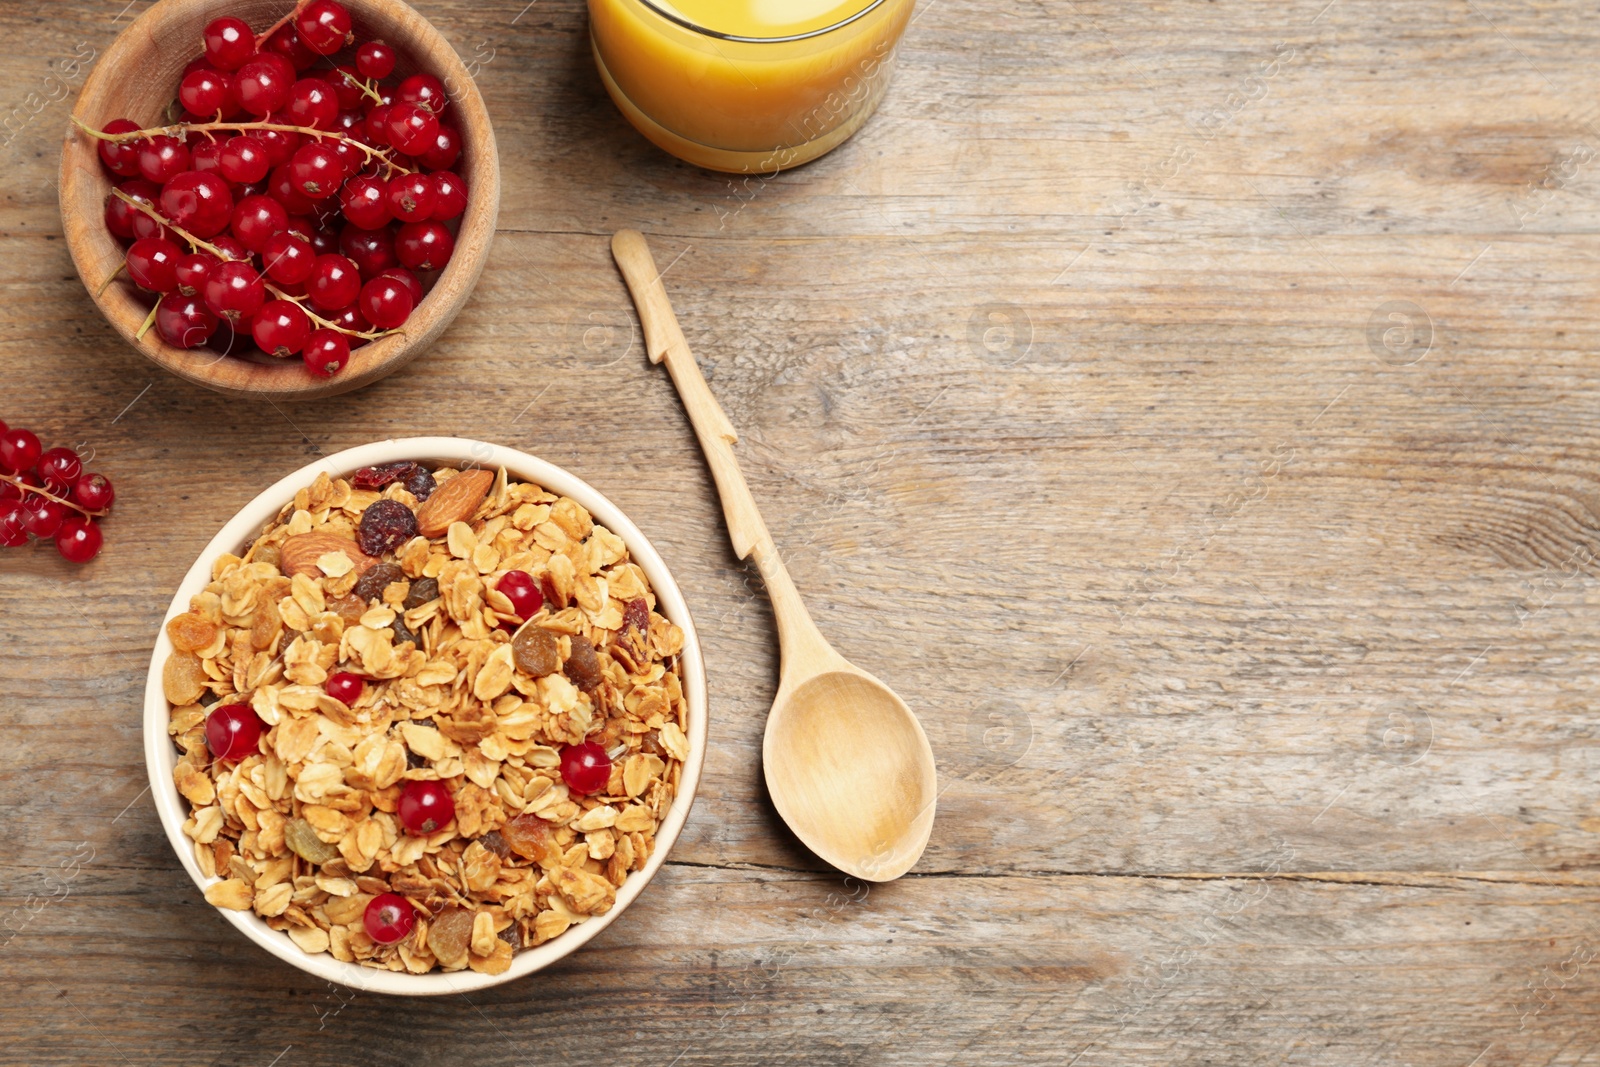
<box><xmin>3</xmin><ymin>0</ymin><xmax>1600</xmax><ymax>1063</ymax></box>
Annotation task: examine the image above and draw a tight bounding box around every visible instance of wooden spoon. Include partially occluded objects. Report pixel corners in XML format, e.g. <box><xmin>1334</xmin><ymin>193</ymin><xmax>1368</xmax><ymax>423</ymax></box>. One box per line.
<box><xmin>612</xmin><ymin>230</ymin><xmax>938</xmax><ymax>882</ymax></box>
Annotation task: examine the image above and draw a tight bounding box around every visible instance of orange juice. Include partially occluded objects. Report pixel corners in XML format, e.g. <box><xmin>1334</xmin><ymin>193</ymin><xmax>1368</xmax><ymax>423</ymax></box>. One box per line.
<box><xmin>587</xmin><ymin>0</ymin><xmax>916</xmax><ymax>173</ymax></box>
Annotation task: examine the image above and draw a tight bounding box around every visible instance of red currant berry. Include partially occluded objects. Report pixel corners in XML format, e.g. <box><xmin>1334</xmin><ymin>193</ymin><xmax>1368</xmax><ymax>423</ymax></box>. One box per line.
<box><xmin>429</xmin><ymin>171</ymin><xmax>468</xmax><ymax>221</ymax></box>
<box><xmin>324</xmin><ymin>671</ymin><xmax>364</xmax><ymax>704</ymax></box>
<box><xmin>296</xmin><ymin>0</ymin><xmax>354</xmax><ymax>55</ymax></box>
<box><xmin>358</xmin><ymin>275</ymin><xmax>413</xmax><ymax>329</ymax></box>
<box><xmin>559</xmin><ymin>742</ymin><xmax>612</xmax><ymax>795</ymax></box>
<box><xmin>328</xmin><ymin>303</ymin><xmax>372</xmax><ymax>347</ymax></box>
<box><xmin>190</xmin><ymin>139</ymin><xmax>227</xmax><ymax>175</ymax></box>
<box><xmin>203</xmin><ymin>16</ymin><xmax>255</xmax><ymax>72</ymax></box>
<box><xmin>284</xmin><ymin>77</ymin><xmax>339</xmax><ymax>131</ymax></box>
<box><xmin>237</xmin><ymin>54</ymin><xmax>295</xmax><ymax>117</ymax></box>
<box><xmin>395</xmin><ymin>221</ymin><xmax>454</xmax><ymax>272</ymax></box>
<box><xmin>155</xmin><ymin>292</ymin><xmax>219</xmax><ymax>349</ymax></box>
<box><xmin>377</xmin><ymin>266</ymin><xmax>423</xmax><ymax>306</ymax></box>
<box><xmin>215</xmin><ymin>136</ymin><xmax>270</xmax><ymax>184</ymax></box>
<box><xmin>264</xmin><ymin>24</ymin><xmax>318</xmax><ymax>72</ymax></box>
<box><xmin>262</xmin><ymin>231</ymin><xmax>316</xmax><ymax>284</ymax></box>
<box><xmin>36</xmin><ymin>447</ymin><xmax>83</xmax><ymax>490</ymax></box>
<box><xmin>324</xmin><ymin>66</ymin><xmax>365</xmax><ymax>111</ymax></box>
<box><xmin>307</xmin><ymin>253</ymin><xmax>361</xmax><ymax>310</ymax></box>
<box><xmin>268</xmin><ymin>164</ymin><xmax>318</xmax><ymax>215</ymax></box>
<box><xmin>340</xmin><ymin>175</ymin><xmax>391</xmax><ymax>229</ymax></box>
<box><xmin>398</xmin><ymin>780</ymin><xmax>455</xmax><ymax>835</ymax></box>
<box><xmin>385</xmin><ymin>103</ymin><xmax>439</xmax><ymax>156</ymax></box>
<box><xmin>339</xmin><ymin>225</ymin><xmax>397</xmax><ymax>278</ymax></box>
<box><xmin>203</xmin><ymin>260</ymin><xmax>267</xmax><ymax>324</ymax></box>
<box><xmin>419</xmin><ymin>126</ymin><xmax>461</xmax><ymax>171</ymax></box>
<box><xmin>0</xmin><ymin>500</ymin><xmax>28</xmax><ymax>546</ymax></box>
<box><xmin>55</xmin><ymin>517</ymin><xmax>103</xmax><ymax>564</ymax></box>
<box><xmin>303</xmin><ymin>329</ymin><xmax>351</xmax><ymax>377</ymax></box>
<box><xmin>357</xmin><ymin>42</ymin><xmax>396</xmax><ymax>80</ymax></box>
<box><xmin>173</xmin><ymin>251</ymin><xmax>218</xmax><ymax>296</ymax></box>
<box><xmin>211</xmin><ymin>233</ymin><xmax>250</xmax><ymax>263</ymax></box>
<box><xmin>125</xmin><ymin>237</ymin><xmax>182</xmax><ymax>292</ymax></box>
<box><xmin>384</xmin><ymin>173</ymin><xmax>435</xmax><ymax>222</ymax></box>
<box><xmin>98</xmin><ymin>119</ymin><xmax>143</xmax><ymax>177</ymax></box>
<box><xmin>136</xmin><ymin>135</ymin><xmax>190</xmax><ymax>183</ymax></box>
<box><xmin>160</xmin><ymin>171</ymin><xmax>234</xmax><ymax>238</ymax></box>
<box><xmin>24</xmin><ymin>499</ymin><xmax>69</xmax><ymax>539</ymax></box>
<box><xmin>363</xmin><ymin>893</ymin><xmax>415</xmax><ymax>944</ymax></box>
<box><xmin>396</xmin><ymin>74</ymin><xmax>449</xmax><ymax>117</ymax></box>
<box><xmin>253</xmin><ymin>299</ymin><xmax>312</xmax><ymax>357</ymax></box>
<box><xmin>73</xmin><ymin>473</ymin><xmax>115</xmax><ymax>512</ymax></box>
<box><xmin>309</xmin><ymin>227</ymin><xmax>340</xmax><ymax>256</ymax></box>
<box><xmin>179</xmin><ymin>68</ymin><xmax>232</xmax><ymax>117</ymax></box>
<box><xmin>496</xmin><ymin>570</ymin><xmax>543</xmax><ymax>621</ymax></box>
<box><xmin>288</xmin><ymin>141</ymin><xmax>345</xmax><ymax>199</ymax></box>
<box><xmin>229</xmin><ymin>193</ymin><xmax>288</xmax><ymax>252</ymax></box>
<box><xmin>0</xmin><ymin>428</ymin><xmax>41</xmax><ymax>475</ymax></box>
<box><xmin>105</xmin><ymin>179</ymin><xmax>156</xmax><ymax>239</ymax></box>
<box><xmin>205</xmin><ymin>703</ymin><xmax>264</xmax><ymax>761</ymax></box>
<box><xmin>255</xmin><ymin>125</ymin><xmax>301</xmax><ymax>167</ymax></box>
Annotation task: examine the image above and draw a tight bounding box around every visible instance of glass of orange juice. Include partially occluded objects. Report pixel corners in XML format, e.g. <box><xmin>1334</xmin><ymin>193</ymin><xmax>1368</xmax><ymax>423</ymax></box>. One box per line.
<box><xmin>587</xmin><ymin>0</ymin><xmax>917</xmax><ymax>174</ymax></box>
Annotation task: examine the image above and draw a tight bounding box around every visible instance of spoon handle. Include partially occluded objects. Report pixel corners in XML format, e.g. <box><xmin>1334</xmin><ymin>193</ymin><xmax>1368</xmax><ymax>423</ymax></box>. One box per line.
<box><xmin>611</xmin><ymin>230</ymin><xmax>834</xmax><ymax>664</ymax></box>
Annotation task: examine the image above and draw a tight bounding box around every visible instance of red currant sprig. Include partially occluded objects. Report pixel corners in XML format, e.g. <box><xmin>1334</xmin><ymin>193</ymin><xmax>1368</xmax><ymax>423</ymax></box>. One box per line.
<box><xmin>0</xmin><ymin>420</ymin><xmax>114</xmax><ymax>563</ymax></box>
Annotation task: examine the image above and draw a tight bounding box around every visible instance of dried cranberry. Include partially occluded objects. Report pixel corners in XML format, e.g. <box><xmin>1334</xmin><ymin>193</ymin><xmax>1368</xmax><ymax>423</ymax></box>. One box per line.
<box><xmin>357</xmin><ymin>498</ymin><xmax>418</xmax><ymax>556</ymax></box>
<box><xmin>623</xmin><ymin>598</ymin><xmax>649</xmax><ymax>634</ymax></box>
<box><xmin>351</xmin><ymin>461</ymin><xmax>417</xmax><ymax>489</ymax></box>
<box><xmin>403</xmin><ymin>465</ymin><xmax>436</xmax><ymax>500</ymax></box>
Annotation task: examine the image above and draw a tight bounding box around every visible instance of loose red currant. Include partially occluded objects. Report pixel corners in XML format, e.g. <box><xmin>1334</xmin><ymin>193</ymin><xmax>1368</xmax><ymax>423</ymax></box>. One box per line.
<box><xmin>268</xmin><ymin>164</ymin><xmax>318</xmax><ymax>215</ymax></box>
<box><xmin>215</xmin><ymin>136</ymin><xmax>270</xmax><ymax>184</ymax></box>
<box><xmin>284</xmin><ymin>77</ymin><xmax>339</xmax><ymax>131</ymax></box>
<box><xmin>211</xmin><ymin>233</ymin><xmax>250</xmax><ymax>263</ymax></box>
<box><xmin>496</xmin><ymin>570</ymin><xmax>543</xmax><ymax>621</ymax></box>
<box><xmin>287</xmin><ymin>141</ymin><xmax>345</xmax><ymax>199</ymax></box>
<box><xmin>339</xmin><ymin>225</ymin><xmax>396</xmax><ymax>278</ymax></box>
<box><xmin>262</xmin><ymin>231</ymin><xmax>316</xmax><ymax>284</ymax></box>
<box><xmin>358</xmin><ymin>275</ymin><xmax>413</xmax><ymax>329</ymax></box>
<box><xmin>203</xmin><ymin>260</ymin><xmax>267</xmax><ymax>324</ymax></box>
<box><xmin>0</xmin><ymin>429</ymin><xmax>40</xmax><ymax>473</ymax></box>
<box><xmin>324</xmin><ymin>671</ymin><xmax>364</xmax><ymax>704</ymax></box>
<box><xmin>419</xmin><ymin>126</ymin><xmax>461</xmax><ymax>171</ymax></box>
<box><xmin>73</xmin><ymin>473</ymin><xmax>115</xmax><ymax>512</ymax></box>
<box><xmin>237</xmin><ymin>54</ymin><xmax>295</xmax><ymax>117</ymax></box>
<box><xmin>203</xmin><ymin>16</ymin><xmax>255</xmax><ymax>72</ymax></box>
<box><xmin>205</xmin><ymin>703</ymin><xmax>264</xmax><ymax>761</ymax></box>
<box><xmin>190</xmin><ymin>139</ymin><xmax>227</xmax><ymax>175</ymax></box>
<box><xmin>160</xmin><ymin>171</ymin><xmax>234</xmax><ymax>238</ymax></box>
<box><xmin>179</xmin><ymin>68</ymin><xmax>232</xmax><ymax>117</ymax></box>
<box><xmin>229</xmin><ymin>193</ymin><xmax>287</xmax><ymax>253</ymax></box>
<box><xmin>398</xmin><ymin>780</ymin><xmax>455</xmax><ymax>835</ymax></box>
<box><xmin>105</xmin><ymin>179</ymin><xmax>157</xmax><ymax>239</ymax></box>
<box><xmin>36</xmin><ymin>447</ymin><xmax>83</xmax><ymax>492</ymax></box>
<box><xmin>173</xmin><ymin>252</ymin><xmax>217</xmax><ymax>296</ymax></box>
<box><xmin>255</xmin><ymin>125</ymin><xmax>301</xmax><ymax>167</ymax></box>
<box><xmin>377</xmin><ymin>266</ymin><xmax>423</xmax><ymax>306</ymax></box>
<box><xmin>155</xmin><ymin>292</ymin><xmax>219</xmax><ymax>349</ymax></box>
<box><xmin>136</xmin><ymin>135</ymin><xmax>190</xmax><ymax>184</ymax></box>
<box><xmin>325</xmin><ymin>66</ymin><xmax>365</xmax><ymax>111</ymax></box>
<box><xmin>395</xmin><ymin>221</ymin><xmax>454</xmax><ymax>271</ymax></box>
<box><xmin>340</xmin><ymin>175</ymin><xmax>391</xmax><ymax>229</ymax></box>
<box><xmin>396</xmin><ymin>74</ymin><xmax>448</xmax><ymax>118</ymax></box>
<box><xmin>307</xmin><ymin>253</ymin><xmax>361</xmax><ymax>310</ymax></box>
<box><xmin>253</xmin><ymin>299</ymin><xmax>312</xmax><ymax>357</ymax></box>
<box><xmin>430</xmin><ymin>171</ymin><xmax>468</xmax><ymax>221</ymax></box>
<box><xmin>559</xmin><ymin>742</ymin><xmax>612</xmax><ymax>795</ymax></box>
<box><xmin>356</xmin><ymin>41</ymin><xmax>397</xmax><ymax>80</ymax></box>
<box><xmin>303</xmin><ymin>329</ymin><xmax>351</xmax><ymax>377</ymax></box>
<box><xmin>264</xmin><ymin>24</ymin><xmax>318</xmax><ymax>72</ymax></box>
<box><xmin>328</xmin><ymin>303</ymin><xmax>372</xmax><ymax>347</ymax></box>
<box><xmin>98</xmin><ymin>119</ymin><xmax>143</xmax><ymax>177</ymax></box>
<box><xmin>0</xmin><ymin>500</ymin><xmax>27</xmax><ymax>546</ymax></box>
<box><xmin>363</xmin><ymin>893</ymin><xmax>415</xmax><ymax>944</ymax></box>
<box><xmin>365</xmin><ymin>104</ymin><xmax>393</xmax><ymax>146</ymax></box>
<box><xmin>385</xmin><ymin>103</ymin><xmax>439</xmax><ymax>156</ymax></box>
<box><xmin>384</xmin><ymin>173</ymin><xmax>435</xmax><ymax>222</ymax></box>
<box><xmin>24</xmin><ymin>499</ymin><xmax>69</xmax><ymax>539</ymax></box>
<box><xmin>55</xmin><ymin>517</ymin><xmax>103</xmax><ymax>564</ymax></box>
<box><xmin>296</xmin><ymin>0</ymin><xmax>354</xmax><ymax>55</ymax></box>
<box><xmin>125</xmin><ymin>237</ymin><xmax>182</xmax><ymax>292</ymax></box>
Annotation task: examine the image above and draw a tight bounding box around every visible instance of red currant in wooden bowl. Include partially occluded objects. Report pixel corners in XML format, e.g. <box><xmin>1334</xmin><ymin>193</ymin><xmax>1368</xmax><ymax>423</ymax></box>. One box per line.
<box><xmin>62</xmin><ymin>0</ymin><xmax>500</xmax><ymax>400</ymax></box>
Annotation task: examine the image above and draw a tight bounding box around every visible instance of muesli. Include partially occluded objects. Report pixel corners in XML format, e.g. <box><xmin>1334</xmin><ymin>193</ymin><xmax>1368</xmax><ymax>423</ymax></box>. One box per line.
<box><xmin>163</xmin><ymin>461</ymin><xmax>688</xmax><ymax>974</ymax></box>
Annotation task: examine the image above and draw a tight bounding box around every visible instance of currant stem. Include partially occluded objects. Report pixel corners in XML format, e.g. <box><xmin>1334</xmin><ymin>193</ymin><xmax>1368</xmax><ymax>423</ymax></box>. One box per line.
<box><xmin>110</xmin><ymin>189</ymin><xmax>394</xmax><ymax>342</ymax></box>
<box><xmin>134</xmin><ymin>301</ymin><xmax>159</xmax><ymax>341</ymax></box>
<box><xmin>74</xmin><ymin>116</ymin><xmax>413</xmax><ymax>176</ymax></box>
<box><xmin>0</xmin><ymin>472</ymin><xmax>109</xmax><ymax>519</ymax></box>
<box><xmin>255</xmin><ymin>0</ymin><xmax>314</xmax><ymax>50</ymax></box>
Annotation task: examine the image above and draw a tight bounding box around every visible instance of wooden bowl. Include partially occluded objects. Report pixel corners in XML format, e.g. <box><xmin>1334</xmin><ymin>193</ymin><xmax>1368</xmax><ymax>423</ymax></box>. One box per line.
<box><xmin>60</xmin><ymin>0</ymin><xmax>500</xmax><ymax>400</ymax></box>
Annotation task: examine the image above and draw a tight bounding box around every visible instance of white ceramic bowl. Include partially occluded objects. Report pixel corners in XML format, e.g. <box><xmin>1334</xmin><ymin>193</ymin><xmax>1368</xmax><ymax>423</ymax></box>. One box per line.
<box><xmin>143</xmin><ymin>437</ymin><xmax>707</xmax><ymax>995</ymax></box>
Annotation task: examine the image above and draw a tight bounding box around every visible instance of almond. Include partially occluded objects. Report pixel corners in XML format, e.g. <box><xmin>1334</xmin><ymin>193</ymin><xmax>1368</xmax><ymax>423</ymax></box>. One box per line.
<box><xmin>415</xmin><ymin>468</ymin><xmax>495</xmax><ymax>538</ymax></box>
<box><xmin>280</xmin><ymin>532</ymin><xmax>378</xmax><ymax>578</ymax></box>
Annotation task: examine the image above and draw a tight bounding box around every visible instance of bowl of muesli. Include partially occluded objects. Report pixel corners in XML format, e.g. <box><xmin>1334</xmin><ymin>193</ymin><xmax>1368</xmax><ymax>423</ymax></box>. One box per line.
<box><xmin>143</xmin><ymin>437</ymin><xmax>706</xmax><ymax>994</ymax></box>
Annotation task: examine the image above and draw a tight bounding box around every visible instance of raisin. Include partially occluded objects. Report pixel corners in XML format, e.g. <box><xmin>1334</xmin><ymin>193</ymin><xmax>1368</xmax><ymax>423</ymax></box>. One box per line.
<box><xmin>327</xmin><ymin>593</ymin><xmax>366</xmax><ymax>626</ymax></box>
<box><xmin>285</xmin><ymin>817</ymin><xmax>339</xmax><ymax>864</ymax></box>
<box><xmin>404</xmin><ymin>576</ymin><xmax>439</xmax><ymax>609</ymax></box>
<box><xmin>404</xmin><ymin>466</ymin><xmax>436</xmax><ymax>501</ymax></box>
<box><xmin>406</xmin><ymin>747</ymin><xmax>426</xmax><ymax>770</ymax></box>
<box><xmin>623</xmin><ymin>597</ymin><xmax>649</xmax><ymax>635</ymax></box>
<box><xmin>479</xmin><ymin>830</ymin><xmax>510</xmax><ymax>858</ymax></box>
<box><xmin>350</xmin><ymin>461</ymin><xmax>417</xmax><ymax>490</ymax></box>
<box><xmin>253</xmin><ymin>542</ymin><xmax>281</xmax><ymax>571</ymax></box>
<box><xmin>499</xmin><ymin>813</ymin><xmax>557</xmax><ymax>864</ymax></box>
<box><xmin>250</xmin><ymin>597</ymin><xmax>282</xmax><ymax>650</ymax></box>
<box><xmin>564</xmin><ymin>634</ymin><xmax>603</xmax><ymax>691</ymax></box>
<box><xmin>512</xmin><ymin>626</ymin><xmax>560</xmax><ymax>677</ymax></box>
<box><xmin>167</xmin><ymin>611</ymin><xmax>219</xmax><ymax>653</ymax></box>
<box><xmin>357</xmin><ymin>499</ymin><xmax>419</xmax><ymax>557</ymax></box>
<box><xmin>353</xmin><ymin>562</ymin><xmax>404</xmax><ymax>604</ymax></box>
<box><xmin>391</xmin><ymin>617</ymin><xmax>418</xmax><ymax>649</ymax></box>
<box><xmin>498</xmin><ymin>923</ymin><xmax>522</xmax><ymax>952</ymax></box>
<box><xmin>427</xmin><ymin>905</ymin><xmax>474</xmax><ymax>967</ymax></box>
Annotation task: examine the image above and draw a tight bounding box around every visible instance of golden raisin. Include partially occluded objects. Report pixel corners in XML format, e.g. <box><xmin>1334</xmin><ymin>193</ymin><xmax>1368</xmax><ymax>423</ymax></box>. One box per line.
<box><xmin>512</xmin><ymin>627</ymin><xmax>559</xmax><ymax>677</ymax></box>
<box><xmin>162</xmin><ymin>651</ymin><xmax>207</xmax><ymax>705</ymax></box>
<box><xmin>499</xmin><ymin>813</ymin><xmax>558</xmax><ymax>866</ymax></box>
<box><xmin>326</xmin><ymin>593</ymin><xmax>366</xmax><ymax>626</ymax></box>
<box><xmin>427</xmin><ymin>906</ymin><xmax>474</xmax><ymax>967</ymax></box>
<box><xmin>166</xmin><ymin>612</ymin><xmax>218</xmax><ymax>653</ymax></box>
<box><xmin>564</xmin><ymin>634</ymin><xmax>603</xmax><ymax>691</ymax></box>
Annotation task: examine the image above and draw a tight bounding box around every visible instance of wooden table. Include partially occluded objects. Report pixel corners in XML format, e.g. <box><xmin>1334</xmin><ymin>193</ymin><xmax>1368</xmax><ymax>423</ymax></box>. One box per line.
<box><xmin>3</xmin><ymin>1</ymin><xmax>1598</xmax><ymax>1063</ymax></box>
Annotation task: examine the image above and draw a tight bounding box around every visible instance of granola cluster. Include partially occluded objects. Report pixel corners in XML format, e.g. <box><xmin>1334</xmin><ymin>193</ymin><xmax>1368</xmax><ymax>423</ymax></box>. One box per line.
<box><xmin>163</xmin><ymin>464</ymin><xmax>688</xmax><ymax>975</ymax></box>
